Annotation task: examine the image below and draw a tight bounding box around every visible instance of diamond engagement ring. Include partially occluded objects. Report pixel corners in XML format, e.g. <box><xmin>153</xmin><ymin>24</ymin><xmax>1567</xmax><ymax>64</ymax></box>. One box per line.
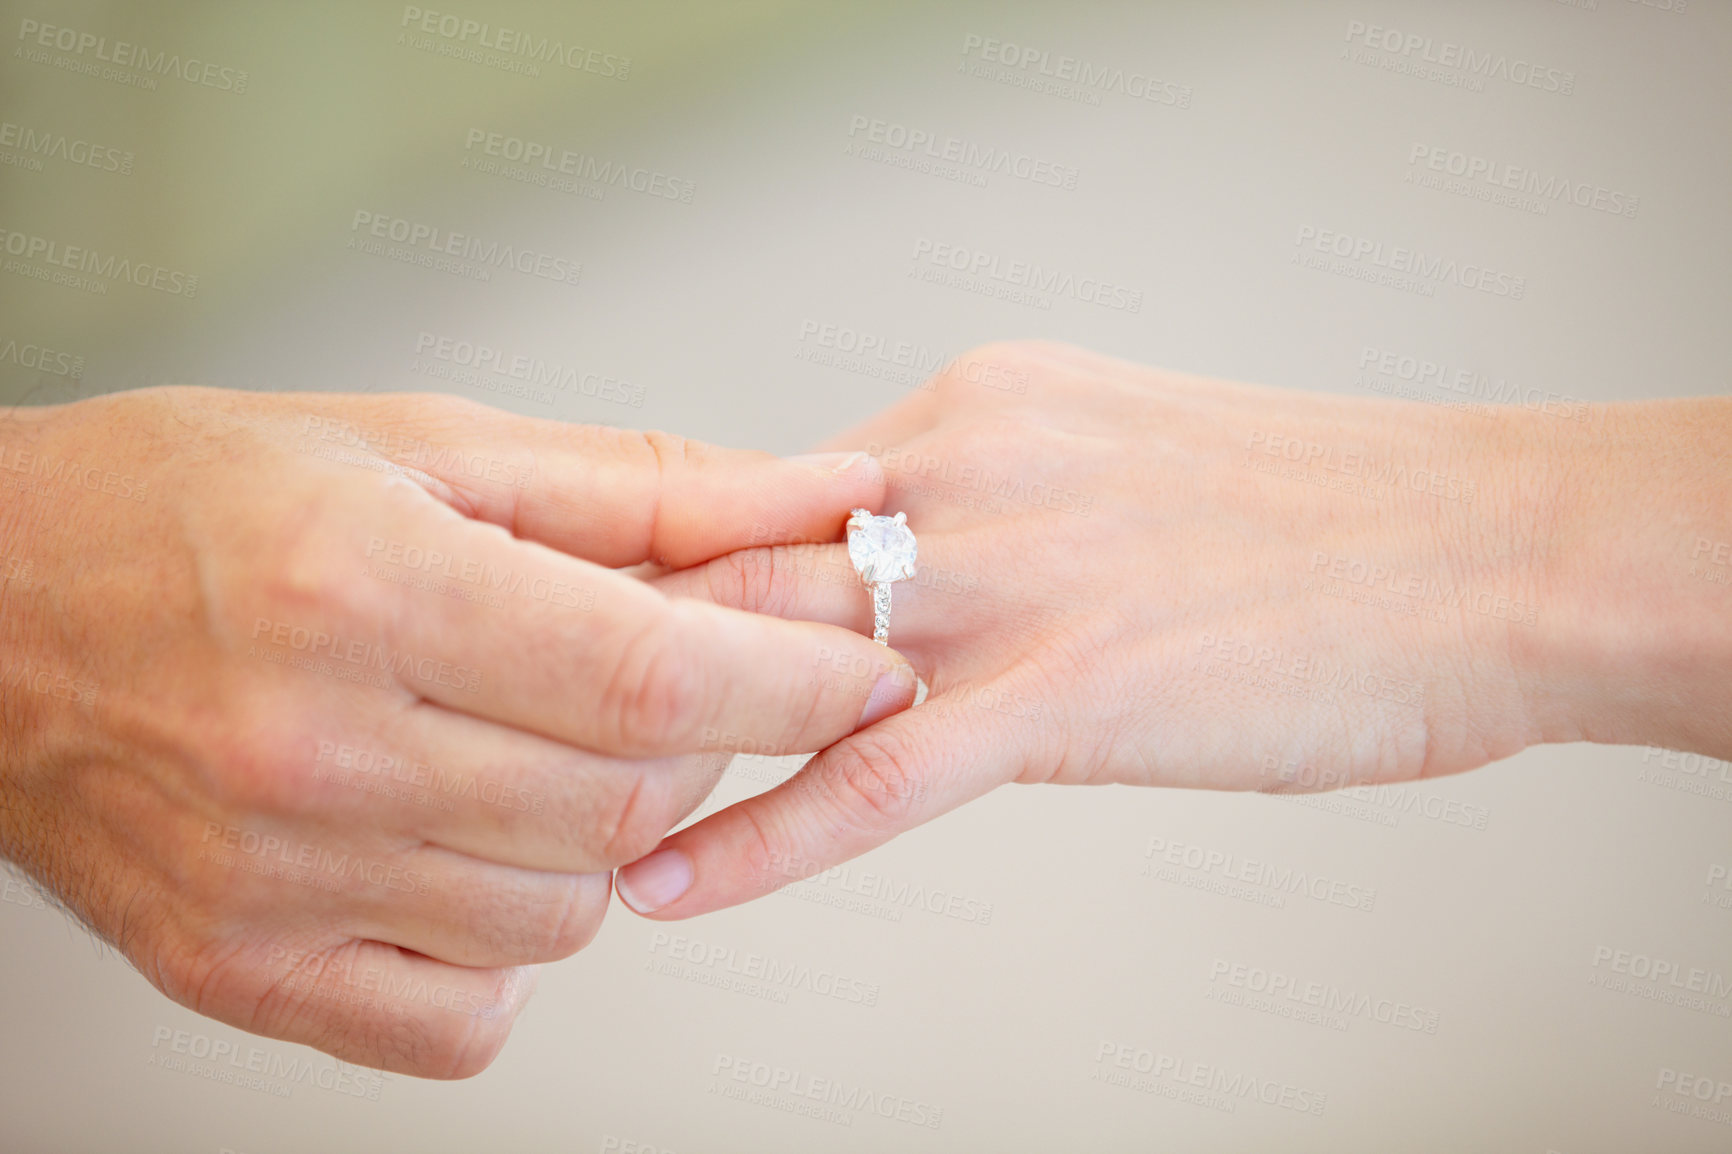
<box><xmin>846</xmin><ymin>508</ymin><xmax>917</xmax><ymax>645</ymax></box>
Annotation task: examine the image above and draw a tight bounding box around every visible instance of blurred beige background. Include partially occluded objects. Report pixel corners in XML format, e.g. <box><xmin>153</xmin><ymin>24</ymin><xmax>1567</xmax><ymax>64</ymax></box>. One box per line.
<box><xmin>1</xmin><ymin>1</ymin><xmax>1729</xmax><ymax>1151</ymax></box>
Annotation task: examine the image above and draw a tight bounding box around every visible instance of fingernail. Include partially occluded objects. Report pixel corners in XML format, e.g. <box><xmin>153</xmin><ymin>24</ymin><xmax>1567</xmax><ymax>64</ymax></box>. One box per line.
<box><xmin>788</xmin><ymin>451</ymin><xmax>872</xmax><ymax>478</ymax></box>
<box><xmin>858</xmin><ymin>666</ymin><xmax>914</xmax><ymax>729</ymax></box>
<box><xmin>615</xmin><ymin>848</ymin><xmax>693</xmax><ymax>914</ymax></box>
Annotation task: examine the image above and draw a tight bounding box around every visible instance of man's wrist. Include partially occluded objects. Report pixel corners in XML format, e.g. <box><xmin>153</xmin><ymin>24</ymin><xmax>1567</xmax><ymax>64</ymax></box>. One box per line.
<box><xmin>0</xmin><ymin>403</ymin><xmax>78</xmax><ymax>847</ymax></box>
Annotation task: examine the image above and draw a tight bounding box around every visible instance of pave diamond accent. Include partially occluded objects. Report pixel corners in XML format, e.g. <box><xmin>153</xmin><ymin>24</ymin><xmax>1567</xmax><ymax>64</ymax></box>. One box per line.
<box><xmin>871</xmin><ymin>583</ymin><xmax>893</xmax><ymax>644</ymax></box>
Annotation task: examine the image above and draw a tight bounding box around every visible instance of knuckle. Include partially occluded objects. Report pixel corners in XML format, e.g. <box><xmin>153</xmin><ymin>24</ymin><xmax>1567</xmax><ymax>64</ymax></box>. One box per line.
<box><xmin>542</xmin><ymin>877</ymin><xmax>608</xmax><ymax>958</ymax></box>
<box><xmin>172</xmin><ymin>934</ymin><xmax>526</xmax><ymax>1080</ymax></box>
<box><xmin>711</xmin><ymin>546</ymin><xmax>793</xmax><ymax>616</ymax></box>
<box><xmin>640</xmin><ymin>428</ymin><xmax>705</xmax><ymax>470</ymax></box>
<box><xmin>599</xmin><ymin>784</ymin><xmax>675</xmax><ymax>868</ymax></box>
<box><xmin>384</xmin><ymin>986</ymin><xmax>520</xmax><ymax>1079</ymax></box>
<box><xmin>532</xmin><ymin>767</ymin><xmax>634</xmax><ymax>871</ymax></box>
<box><xmin>431</xmin><ymin>1015</ymin><xmax>516</xmax><ymax>1080</ymax></box>
<box><xmin>530</xmin><ymin>757</ymin><xmax>686</xmax><ymax>872</ymax></box>
<box><xmin>732</xmin><ymin>801</ymin><xmax>808</xmax><ymax>896</ymax></box>
<box><xmin>149</xmin><ymin>928</ymin><xmax>244</xmax><ymax>1017</ymax></box>
<box><xmin>570</xmin><ymin>764</ymin><xmax>671</xmax><ymax>870</ymax></box>
<box><xmin>823</xmin><ymin>735</ymin><xmax>923</xmax><ymax>829</ymax></box>
<box><xmin>461</xmin><ymin>877</ymin><xmax>607</xmax><ymax>965</ymax></box>
<box><xmin>960</xmin><ymin>338</ymin><xmax>1037</xmax><ymax>366</ymax></box>
<box><xmin>420</xmin><ymin>392</ymin><xmax>492</xmax><ymax>425</ymax></box>
<box><xmin>932</xmin><ymin>412</ymin><xmax>1053</xmax><ymax>479</ymax></box>
<box><xmin>200</xmin><ymin>705</ymin><xmax>315</xmax><ymax>815</ymax></box>
<box><xmin>363</xmin><ymin>392</ymin><xmax>497</xmax><ymax>448</ymax></box>
<box><xmin>243</xmin><ymin>942</ymin><xmax>384</xmax><ymax>1053</ymax></box>
<box><xmin>443</xmin><ymin>881</ymin><xmax>515</xmax><ymax>959</ymax></box>
<box><xmin>603</xmin><ymin>615</ymin><xmax>708</xmax><ymax>753</ymax></box>
<box><xmin>939</xmin><ymin>340</ymin><xmax>1040</xmax><ymax>390</ymax></box>
<box><xmin>257</xmin><ymin>505</ymin><xmax>382</xmax><ymax>625</ymax></box>
<box><xmin>359</xmin><ymin>1015</ymin><xmax>448</xmax><ymax>1078</ymax></box>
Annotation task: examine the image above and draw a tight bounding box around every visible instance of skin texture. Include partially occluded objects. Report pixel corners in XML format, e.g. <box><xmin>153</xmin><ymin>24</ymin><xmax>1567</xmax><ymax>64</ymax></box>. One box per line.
<box><xmin>623</xmin><ymin>340</ymin><xmax>1732</xmax><ymax>920</ymax></box>
<box><xmin>0</xmin><ymin>386</ymin><xmax>915</xmax><ymax>1078</ymax></box>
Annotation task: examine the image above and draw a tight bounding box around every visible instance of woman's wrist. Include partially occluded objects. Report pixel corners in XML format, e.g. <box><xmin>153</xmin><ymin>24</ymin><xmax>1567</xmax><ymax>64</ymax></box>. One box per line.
<box><xmin>1516</xmin><ymin>399</ymin><xmax>1732</xmax><ymax>756</ymax></box>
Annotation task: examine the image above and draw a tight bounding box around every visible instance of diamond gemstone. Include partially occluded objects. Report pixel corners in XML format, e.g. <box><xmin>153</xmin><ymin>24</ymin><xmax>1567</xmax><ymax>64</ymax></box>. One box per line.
<box><xmin>848</xmin><ymin>514</ymin><xmax>917</xmax><ymax>583</ymax></box>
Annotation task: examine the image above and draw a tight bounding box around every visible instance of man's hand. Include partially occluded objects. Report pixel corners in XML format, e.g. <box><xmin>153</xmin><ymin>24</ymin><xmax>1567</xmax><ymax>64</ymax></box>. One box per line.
<box><xmin>624</xmin><ymin>340</ymin><xmax>1730</xmax><ymax>917</ymax></box>
<box><xmin>0</xmin><ymin>386</ymin><xmax>915</xmax><ymax>1077</ymax></box>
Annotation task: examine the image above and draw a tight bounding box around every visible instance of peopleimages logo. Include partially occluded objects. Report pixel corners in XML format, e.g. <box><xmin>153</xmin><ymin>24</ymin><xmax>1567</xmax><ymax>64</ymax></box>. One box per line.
<box><xmin>199</xmin><ymin>823</ymin><xmax>434</xmax><ymax>896</ymax></box>
<box><xmin>1342</xmin><ymin>20</ymin><xmax>1575</xmax><ymax>95</ymax></box>
<box><xmin>768</xmin><ymin>850</ymin><xmax>994</xmax><ymax>926</ymax></box>
<box><xmin>1406</xmin><ymin>144</ymin><xmax>1638</xmax><ymax>218</ymax></box>
<box><xmin>1247</xmin><ymin>430</ymin><xmax>1481</xmax><ymax>506</ymax></box>
<box><xmin>1293</xmin><ymin>225</ymin><xmax>1526</xmax><ymax>300</ymax></box>
<box><xmin>148</xmin><ymin>1026</ymin><xmax>384</xmax><ymax>1099</ymax></box>
<box><xmin>1196</xmin><ymin>632</ymin><xmax>1426</xmax><ymax>707</ymax></box>
<box><xmin>349</xmin><ymin>211</ymin><xmax>582</xmax><ymax>285</ymax></box>
<box><xmin>364</xmin><ymin>534</ymin><xmax>594</xmax><ymax>610</ymax></box>
<box><xmin>0</xmin><ymin>659</ymin><xmax>99</xmax><ymax>706</ymax></box>
<box><xmin>0</xmin><ymin>227</ymin><xmax>198</xmax><ymax>296</ymax></box>
<box><xmin>1589</xmin><ymin>945</ymin><xmax>1732</xmax><ymax>1018</ymax></box>
<box><xmin>1207</xmin><ymin>959</ymin><xmax>1441</xmax><ymax>1033</ymax></box>
<box><xmin>1357</xmin><ymin>345</ymin><xmax>1590</xmax><ymax>421</ymax></box>
<box><xmin>958</xmin><ymin>35</ymin><xmax>1193</xmax><ymax>108</ymax></box>
<box><xmin>266</xmin><ymin>944</ymin><xmax>507</xmax><ymax>1018</ymax></box>
<box><xmin>1655</xmin><ymin>1068</ymin><xmax>1732</xmax><ymax>1115</ymax></box>
<box><xmin>315</xmin><ymin>739</ymin><xmax>549</xmax><ymax>817</ymax></box>
<box><xmin>867</xmin><ymin>441</ymin><xmax>1093</xmax><ymax>517</ymax></box>
<box><xmin>463</xmin><ymin>129</ymin><xmax>694</xmax><ymax>203</ymax></box>
<box><xmin>297</xmin><ymin>414</ymin><xmax>535</xmax><ymax>489</ymax></box>
<box><xmin>1093</xmin><ymin>1042</ymin><xmax>1327</xmax><ymax>1116</ymax></box>
<box><xmin>845</xmin><ymin>115</ymin><xmax>1079</xmax><ymax>189</ymax></box>
<box><xmin>0</xmin><ymin>119</ymin><xmax>133</xmax><ymax>174</ymax></box>
<box><xmin>17</xmin><ymin>18</ymin><xmax>250</xmax><ymax>92</ymax></box>
<box><xmin>710</xmin><ymin>1055</ymin><xmax>943</xmax><ymax>1129</ymax></box>
<box><xmin>249</xmin><ymin>616</ymin><xmax>482</xmax><ymax>694</ymax></box>
<box><xmin>910</xmin><ymin>238</ymin><xmax>1143</xmax><ymax>313</ymax></box>
<box><xmin>1307</xmin><ymin>550</ymin><xmax>1540</xmax><ymax>629</ymax></box>
<box><xmin>399</xmin><ymin>7</ymin><xmax>629</xmax><ymax>78</ymax></box>
<box><xmin>1143</xmin><ymin>837</ymin><xmax>1378</xmax><ymax>912</ymax></box>
<box><xmin>647</xmin><ymin>931</ymin><xmax>882</xmax><ymax>1007</ymax></box>
<box><xmin>413</xmin><ymin>331</ymin><xmax>646</xmax><ymax>408</ymax></box>
<box><xmin>0</xmin><ymin>442</ymin><xmax>149</xmax><ymax>501</ymax></box>
<box><xmin>0</xmin><ymin>335</ymin><xmax>83</xmax><ymax>379</ymax></box>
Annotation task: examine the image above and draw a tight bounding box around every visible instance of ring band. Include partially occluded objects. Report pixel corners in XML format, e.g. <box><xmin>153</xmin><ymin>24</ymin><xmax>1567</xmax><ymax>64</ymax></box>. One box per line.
<box><xmin>870</xmin><ymin>582</ymin><xmax>893</xmax><ymax>645</ymax></box>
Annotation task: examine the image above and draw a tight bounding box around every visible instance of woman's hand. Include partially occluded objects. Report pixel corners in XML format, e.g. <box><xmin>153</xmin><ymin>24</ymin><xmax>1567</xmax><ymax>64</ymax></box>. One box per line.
<box><xmin>624</xmin><ymin>340</ymin><xmax>1730</xmax><ymax>918</ymax></box>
